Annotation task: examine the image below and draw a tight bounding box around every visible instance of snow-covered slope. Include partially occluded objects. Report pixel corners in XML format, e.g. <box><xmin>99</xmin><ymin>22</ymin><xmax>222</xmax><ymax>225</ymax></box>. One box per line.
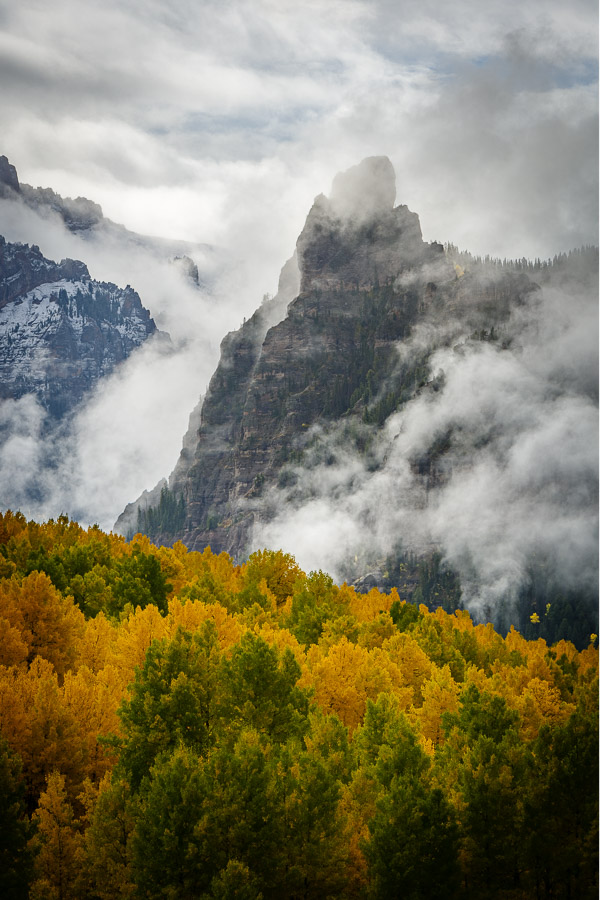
<box><xmin>0</xmin><ymin>236</ymin><xmax>159</xmax><ymax>418</ymax></box>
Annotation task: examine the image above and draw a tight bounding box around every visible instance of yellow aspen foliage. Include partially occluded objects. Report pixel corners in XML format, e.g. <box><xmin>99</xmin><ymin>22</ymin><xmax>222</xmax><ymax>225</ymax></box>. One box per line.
<box><xmin>0</xmin><ymin>658</ymin><xmax>85</xmax><ymax>802</ymax></box>
<box><xmin>0</xmin><ymin>614</ymin><xmax>28</xmax><ymax>666</ymax></box>
<box><xmin>516</xmin><ymin>677</ymin><xmax>574</xmax><ymax>740</ymax></box>
<box><xmin>525</xmin><ymin>641</ymin><xmax>554</xmax><ymax>682</ymax></box>
<box><xmin>304</xmin><ymin>638</ymin><xmax>405</xmax><ymax>731</ymax></box>
<box><xmin>504</xmin><ymin>624</ymin><xmax>531</xmax><ymax>657</ymax></box>
<box><xmin>62</xmin><ymin>666</ymin><xmax>122</xmax><ymax>785</ymax></box>
<box><xmin>412</xmin><ymin>664</ymin><xmax>460</xmax><ymax>747</ymax></box>
<box><xmin>452</xmin><ymin>608</ymin><xmax>476</xmax><ymax>633</ymax></box>
<box><xmin>474</xmin><ymin>621</ymin><xmax>508</xmax><ymax>657</ymax></box>
<box><xmin>78</xmin><ymin>613</ymin><xmax>117</xmax><ymax>674</ymax></box>
<box><xmin>304</xmin><ymin>639</ymin><xmax>371</xmax><ymax>729</ymax></box>
<box><xmin>252</xmin><ymin>621</ymin><xmax>305</xmax><ymax>666</ymax></box>
<box><xmin>242</xmin><ymin>548</ymin><xmax>303</xmax><ymax>604</ymax></box>
<box><xmin>30</xmin><ymin>771</ymin><xmax>82</xmax><ymax>900</ymax></box>
<box><xmin>154</xmin><ymin>544</ymin><xmax>188</xmax><ymax>597</ymax></box>
<box><xmin>0</xmin><ymin>509</ymin><xmax>29</xmax><ymax>542</ymax></box>
<box><xmin>550</xmin><ymin>638</ymin><xmax>578</xmax><ymax>665</ymax></box>
<box><xmin>489</xmin><ymin>661</ymin><xmax>531</xmax><ymax>699</ymax></box>
<box><xmin>356</xmin><ymin>612</ymin><xmax>397</xmax><ymax>649</ymax></box>
<box><xmin>381</xmin><ymin>632</ymin><xmax>433</xmax><ymax>705</ymax></box>
<box><xmin>576</xmin><ymin>644</ymin><xmax>599</xmax><ymax>676</ymax></box>
<box><xmin>184</xmin><ymin>545</ymin><xmax>235</xmax><ymax>586</ymax></box>
<box><xmin>463</xmin><ymin>663</ymin><xmax>494</xmax><ymax>693</ymax></box>
<box><xmin>166</xmin><ymin>598</ymin><xmax>243</xmax><ymax>650</ymax></box>
<box><xmin>0</xmin><ymin>664</ymin><xmax>31</xmax><ymax>754</ymax></box>
<box><xmin>123</xmin><ymin>534</ymin><xmax>155</xmax><ymax>555</ymax></box>
<box><xmin>348</xmin><ymin>586</ymin><xmax>395</xmax><ymax>622</ymax></box>
<box><xmin>0</xmin><ymin>572</ymin><xmax>85</xmax><ymax>677</ymax></box>
<box><xmin>111</xmin><ymin>604</ymin><xmax>168</xmax><ymax>682</ymax></box>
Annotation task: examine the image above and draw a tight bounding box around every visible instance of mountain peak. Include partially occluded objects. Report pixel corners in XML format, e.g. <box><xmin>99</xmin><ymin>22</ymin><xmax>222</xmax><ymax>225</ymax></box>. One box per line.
<box><xmin>330</xmin><ymin>155</ymin><xmax>396</xmax><ymax>222</ymax></box>
<box><xmin>296</xmin><ymin>156</ymin><xmax>436</xmax><ymax>292</ymax></box>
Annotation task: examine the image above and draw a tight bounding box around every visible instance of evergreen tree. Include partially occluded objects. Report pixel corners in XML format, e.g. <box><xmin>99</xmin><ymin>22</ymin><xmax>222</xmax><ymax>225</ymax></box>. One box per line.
<box><xmin>0</xmin><ymin>739</ymin><xmax>37</xmax><ymax>900</ymax></box>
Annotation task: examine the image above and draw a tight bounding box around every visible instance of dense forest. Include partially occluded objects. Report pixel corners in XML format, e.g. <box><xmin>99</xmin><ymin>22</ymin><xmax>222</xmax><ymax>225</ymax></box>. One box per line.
<box><xmin>0</xmin><ymin>510</ymin><xmax>597</xmax><ymax>899</ymax></box>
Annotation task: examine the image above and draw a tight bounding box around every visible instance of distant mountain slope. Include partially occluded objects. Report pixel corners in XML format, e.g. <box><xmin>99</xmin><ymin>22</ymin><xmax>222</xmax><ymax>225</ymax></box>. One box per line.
<box><xmin>0</xmin><ymin>235</ymin><xmax>159</xmax><ymax>418</ymax></box>
<box><xmin>0</xmin><ymin>154</ymin><xmax>215</xmax><ymax>284</ymax></box>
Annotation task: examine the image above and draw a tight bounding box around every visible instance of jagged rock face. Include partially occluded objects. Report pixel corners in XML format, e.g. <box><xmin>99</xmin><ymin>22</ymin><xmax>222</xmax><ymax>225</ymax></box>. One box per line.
<box><xmin>119</xmin><ymin>156</ymin><xmax>538</xmax><ymax>557</ymax></box>
<box><xmin>297</xmin><ymin>156</ymin><xmax>435</xmax><ymax>292</ymax></box>
<box><xmin>0</xmin><ymin>236</ymin><xmax>158</xmax><ymax>418</ymax></box>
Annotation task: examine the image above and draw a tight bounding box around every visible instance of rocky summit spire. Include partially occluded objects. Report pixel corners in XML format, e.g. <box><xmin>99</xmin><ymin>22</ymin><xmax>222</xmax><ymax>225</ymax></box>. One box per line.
<box><xmin>329</xmin><ymin>155</ymin><xmax>396</xmax><ymax>222</ymax></box>
<box><xmin>296</xmin><ymin>156</ymin><xmax>437</xmax><ymax>292</ymax></box>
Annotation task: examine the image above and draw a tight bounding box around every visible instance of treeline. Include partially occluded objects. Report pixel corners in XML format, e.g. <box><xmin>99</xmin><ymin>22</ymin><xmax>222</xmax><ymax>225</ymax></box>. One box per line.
<box><xmin>132</xmin><ymin>485</ymin><xmax>186</xmax><ymax>543</ymax></box>
<box><xmin>56</xmin><ymin>285</ymin><xmax>127</xmax><ymax>326</ymax></box>
<box><xmin>0</xmin><ymin>511</ymin><xmax>597</xmax><ymax>899</ymax></box>
<box><xmin>445</xmin><ymin>243</ymin><xmax>599</xmax><ymax>275</ymax></box>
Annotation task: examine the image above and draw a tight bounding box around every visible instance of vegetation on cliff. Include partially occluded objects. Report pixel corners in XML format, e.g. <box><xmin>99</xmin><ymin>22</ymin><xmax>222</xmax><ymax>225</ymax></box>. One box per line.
<box><xmin>0</xmin><ymin>510</ymin><xmax>597</xmax><ymax>899</ymax></box>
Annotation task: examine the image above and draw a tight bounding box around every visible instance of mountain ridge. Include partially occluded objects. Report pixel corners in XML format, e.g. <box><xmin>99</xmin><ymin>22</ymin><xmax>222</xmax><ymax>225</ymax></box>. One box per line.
<box><xmin>0</xmin><ymin>235</ymin><xmax>161</xmax><ymax>419</ymax></box>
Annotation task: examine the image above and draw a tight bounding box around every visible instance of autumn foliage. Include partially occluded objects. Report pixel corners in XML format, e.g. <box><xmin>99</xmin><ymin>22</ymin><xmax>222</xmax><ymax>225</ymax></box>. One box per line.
<box><xmin>0</xmin><ymin>510</ymin><xmax>597</xmax><ymax>899</ymax></box>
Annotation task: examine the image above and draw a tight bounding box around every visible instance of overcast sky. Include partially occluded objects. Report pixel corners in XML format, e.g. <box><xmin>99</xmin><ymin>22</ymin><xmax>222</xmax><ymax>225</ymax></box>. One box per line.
<box><xmin>0</xmin><ymin>0</ymin><xmax>597</xmax><ymax>302</ymax></box>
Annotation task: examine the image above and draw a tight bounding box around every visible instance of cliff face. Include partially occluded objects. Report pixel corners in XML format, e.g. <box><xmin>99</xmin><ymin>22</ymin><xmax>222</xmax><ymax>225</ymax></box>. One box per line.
<box><xmin>0</xmin><ymin>236</ymin><xmax>158</xmax><ymax>418</ymax></box>
<box><xmin>118</xmin><ymin>157</ymin><xmax>538</xmax><ymax>555</ymax></box>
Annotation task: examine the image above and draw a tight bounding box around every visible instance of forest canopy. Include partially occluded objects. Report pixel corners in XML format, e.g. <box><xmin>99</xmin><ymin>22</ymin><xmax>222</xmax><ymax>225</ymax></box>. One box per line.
<box><xmin>0</xmin><ymin>510</ymin><xmax>597</xmax><ymax>899</ymax></box>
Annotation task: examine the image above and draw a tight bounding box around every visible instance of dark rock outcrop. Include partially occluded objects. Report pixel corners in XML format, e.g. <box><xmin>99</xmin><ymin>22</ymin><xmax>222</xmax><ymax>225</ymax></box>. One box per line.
<box><xmin>0</xmin><ymin>155</ymin><xmax>20</xmax><ymax>196</ymax></box>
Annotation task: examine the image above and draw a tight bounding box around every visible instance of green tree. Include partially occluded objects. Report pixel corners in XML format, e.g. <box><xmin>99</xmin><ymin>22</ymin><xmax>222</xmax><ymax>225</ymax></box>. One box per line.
<box><xmin>357</xmin><ymin>695</ymin><xmax>460</xmax><ymax>899</ymax></box>
<box><xmin>441</xmin><ymin>685</ymin><xmax>526</xmax><ymax>896</ymax></box>
<box><xmin>81</xmin><ymin>777</ymin><xmax>137</xmax><ymax>899</ymax></box>
<box><xmin>131</xmin><ymin>735</ymin><xmax>281</xmax><ymax>899</ymax></box>
<box><xmin>364</xmin><ymin>778</ymin><xmax>460</xmax><ymax>900</ymax></box>
<box><xmin>0</xmin><ymin>739</ymin><xmax>37</xmax><ymax>900</ymax></box>
<box><xmin>523</xmin><ymin>708</ymin><xmax>599</xmax><ymax>899</ymax></box>
<box><xmin>115</xmin><ymin>623</ymin><xmax>221</xmax><ymax>789</ymax></box>
<box><xmin>219</xmin><ymin>632</ymin><xmax>310</xmax><ymax>745</ymax></box>
<box><xmin>287</xmin><ymin>570</ymin><xmax>341</xmax><ymax>646</ymax></box>
<box><xmin>110</xmin><ymin>548</ymin><xmax>171</xmax><ymax>615</ymax></box>
<box><xmin>274</xmin><ymin>739</ymin><xmax>350</xmax><ymax>899</ymax></box>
